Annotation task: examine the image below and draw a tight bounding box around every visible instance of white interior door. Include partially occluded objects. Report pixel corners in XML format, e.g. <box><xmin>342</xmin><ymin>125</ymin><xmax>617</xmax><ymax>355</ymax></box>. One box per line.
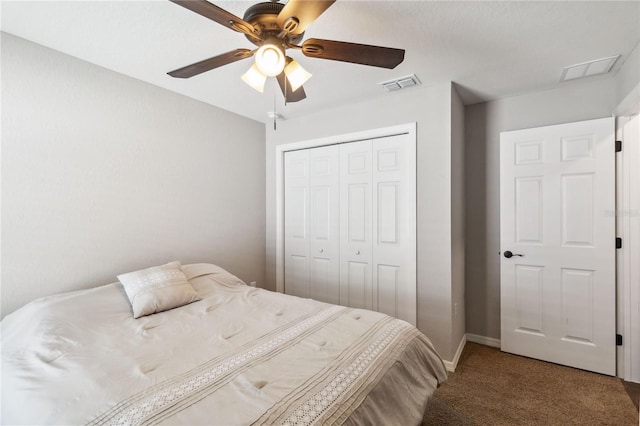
<box><xmin>500</xmin><ymin>117</ymin><xmax>616</xmax><ymax>375</ymax></box>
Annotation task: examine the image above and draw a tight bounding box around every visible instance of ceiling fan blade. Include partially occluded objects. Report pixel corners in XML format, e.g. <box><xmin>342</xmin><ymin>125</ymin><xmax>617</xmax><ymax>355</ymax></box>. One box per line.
<box><xmin>277</xmin><ymin>0</ymin><xmax>336</xmax><ymax>35</ymax></box>
<box><xmin>276</xmin><ymin>72</ymin><xmax>306</xmax><ymax>103</ymax></box>
<box><xmin>302</xmin><ymin>38</ymin><xmax>405</xmax><ymax>69</ymax></box>
<box><xmin>169</xmin><ymin>0</ymin><xmax>260</xmax><ymax>39</ymax></box>
<box><xmin>168</xmin><ymin>49</ymin><xmax>254</xmax><ymax>78</ymax></box>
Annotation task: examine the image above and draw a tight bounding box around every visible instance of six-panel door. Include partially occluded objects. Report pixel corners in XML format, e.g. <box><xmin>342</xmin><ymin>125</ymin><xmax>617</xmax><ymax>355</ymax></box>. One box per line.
<box><xmin>500</xmin><ymin>117</ymin><xmax>615</xmax><ymax>375</ymax></box>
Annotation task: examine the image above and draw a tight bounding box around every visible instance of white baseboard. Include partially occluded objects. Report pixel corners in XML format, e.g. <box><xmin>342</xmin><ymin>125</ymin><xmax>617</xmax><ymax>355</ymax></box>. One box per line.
<box><xmin>466</xmin><ymin>333</ymin><xmax>501</xmax><ymax>348</ymax></box>
<box><xmin>443</xmin><ymin>334</ymin><xmax>467</xmax><ymax>372</ymax></box>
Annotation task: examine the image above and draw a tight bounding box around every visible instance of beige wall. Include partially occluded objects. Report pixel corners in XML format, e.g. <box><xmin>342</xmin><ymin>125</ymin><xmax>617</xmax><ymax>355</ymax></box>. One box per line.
<box><xmin>615</xmin><ymin>41</ymin><xmax>640</xmax><ymax>112</ymax></box>
<box><xmin>265</xmin><ymin>83</ymin><xmax>464</xmax><ymax>360</ymax></box>
<box><xmin>464</xmin><ymin>77</ymin><xmax>618</xmax><ymax>339</ymax></box>
<box><xmin>1</xmin><ymin>33</ymin><xmax>266</xmax><ymax>317</ymax></box>
<box><xmin>450</xmin><ymin>85</ymin><xmax>466</xmax><ymax>355</ymax></box>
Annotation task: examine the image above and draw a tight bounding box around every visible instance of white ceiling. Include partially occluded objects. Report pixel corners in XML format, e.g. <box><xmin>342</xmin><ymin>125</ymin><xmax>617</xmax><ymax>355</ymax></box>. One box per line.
<box><xmin>2</xmin><ymin>1</ymin><xmax>639</xmax><ymax>123</ymax></box>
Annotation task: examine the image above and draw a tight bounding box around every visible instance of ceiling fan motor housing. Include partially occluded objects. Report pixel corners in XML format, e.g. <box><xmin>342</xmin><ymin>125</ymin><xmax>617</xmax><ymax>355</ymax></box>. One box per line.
<box><xmin>242</xmin><ymin>1</ymin><xmax>303</xmax><ymax>46</ymax></box>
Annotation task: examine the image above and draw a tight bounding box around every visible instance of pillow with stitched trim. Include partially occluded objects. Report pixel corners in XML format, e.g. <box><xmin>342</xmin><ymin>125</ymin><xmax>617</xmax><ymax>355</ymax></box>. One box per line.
<box><xmin>117</xmin><ymin>261</ymin><xmax>201</xmax><ymax>318</ymax></box>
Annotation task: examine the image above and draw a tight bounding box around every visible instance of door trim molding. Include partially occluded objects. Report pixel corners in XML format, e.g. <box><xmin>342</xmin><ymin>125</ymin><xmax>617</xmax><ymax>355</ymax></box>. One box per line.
<box><xmin>618</xmin><ymin>114</ymin><xmax>640</xmax><ymax>383</ymax></box>
<box><xmin>274</xmin><ymin>122</ymin><xmax>417</xmax><ymax>294</ymax></box>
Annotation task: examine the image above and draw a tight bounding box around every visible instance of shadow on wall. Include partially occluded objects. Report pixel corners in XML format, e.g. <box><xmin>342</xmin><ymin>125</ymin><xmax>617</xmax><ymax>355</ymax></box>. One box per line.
<box><xmin>464</xmin><ymin>103</ymin><xmax>497</xmax><ymax>338</ymax></box>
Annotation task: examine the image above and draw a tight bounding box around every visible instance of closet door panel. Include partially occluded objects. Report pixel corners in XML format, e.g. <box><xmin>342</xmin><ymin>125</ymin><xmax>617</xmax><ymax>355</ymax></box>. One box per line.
<box><xmin>346</xmin><ymin>261</ymin><xmax>369</xmax><ymax>309</ymax></box>
<box><xmin>309</xmin><ymin>258</ymin><xmax>330</xmax><ymax>303</ymax></box>
<box><xmin>372</xmin><ymin>134</ymin><xmax>416</xmax><ymax>324</ymax></box>
<box><xmin>308</xmin><ymin>146</ymin><xmax>340</xmax><ymax>305</ymax></box>
<box><xmin>284</xmin><ymin>150</ymin><xmax>310</xmax><ymax>298</ymax></box>
<box><xmin>340</xmin><ymin>141</ymin><xmax>374</xmax><ymax>310</ymax></box>
<box><xmin>376</xmin><ymin>264</ymin><xmax>399</xmax><ymax>316</ymax></box>
<box><xmin>287</xmin><ymin>255</ymin><xmax>310</xmax><ymax>298</ymax></box>
<box><xmin>348</xmin><ymin>185</ymin><xmax>368</xmax><ymax>241</ymax></box>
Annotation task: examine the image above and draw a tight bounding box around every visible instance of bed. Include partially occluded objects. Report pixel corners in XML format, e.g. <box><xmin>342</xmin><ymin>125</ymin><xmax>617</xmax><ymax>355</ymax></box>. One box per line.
<box><xmin>1</xmin><ymin>263</ymin><xmax>447</xmax><ymax>425</ymax></box>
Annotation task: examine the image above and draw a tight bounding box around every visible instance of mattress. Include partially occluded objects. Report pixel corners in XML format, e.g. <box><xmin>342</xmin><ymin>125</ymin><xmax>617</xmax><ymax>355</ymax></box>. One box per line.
<box><xmin>1</xmin><ymin>263</ymin><xmax>447</xmax><ymax>425</ymax></box>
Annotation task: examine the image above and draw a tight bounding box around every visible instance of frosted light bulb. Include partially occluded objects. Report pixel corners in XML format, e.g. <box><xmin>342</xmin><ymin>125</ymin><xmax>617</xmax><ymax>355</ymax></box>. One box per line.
<box><xmin>241</xmin><ymin>64</ymin><xmax>266</xmax><ymax>93</ymax></box>
<box><xmin>284</xmin><ymin>60</ymin><xmax>312</xmax><ymax>91</ymax></box>
<box><xmin>255</xmin><ymin>43</ymin><xmax>285</xmax><ymax>77</ymax></box>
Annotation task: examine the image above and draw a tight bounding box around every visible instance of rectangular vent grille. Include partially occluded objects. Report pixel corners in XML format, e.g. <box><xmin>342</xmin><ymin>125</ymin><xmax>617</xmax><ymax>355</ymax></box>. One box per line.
<box><xmin>560</xmin><ymin>55</ymin><xmax>620</xmax><ymax>82</ymax></box>
<box><xmin>380</xmin><ymin>74</ymin><xmax>421</xmax><ymax>92</ymax></box>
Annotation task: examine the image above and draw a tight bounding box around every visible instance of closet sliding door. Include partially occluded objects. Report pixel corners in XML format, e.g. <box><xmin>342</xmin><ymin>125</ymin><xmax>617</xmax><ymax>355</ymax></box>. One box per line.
<box><xmin>284</xmin><ymin>132</ymin><xmax>416</xmax><ymax>325</ymax></box>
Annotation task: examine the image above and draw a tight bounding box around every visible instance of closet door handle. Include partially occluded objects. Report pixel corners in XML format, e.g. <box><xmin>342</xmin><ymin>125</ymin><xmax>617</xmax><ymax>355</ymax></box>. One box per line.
<box><xmin>319</xmin><ymin>248</ymin><xmax>324</xmax><ymax>253</ymax></box>
<box><xmin>355</xmin><ymin>250</ymin><xmax>361</xmax><ymax>255</ymax></box>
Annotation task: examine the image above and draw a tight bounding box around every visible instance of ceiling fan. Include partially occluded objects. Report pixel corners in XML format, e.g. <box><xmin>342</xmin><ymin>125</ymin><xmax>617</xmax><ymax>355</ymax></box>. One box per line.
<box><xmin>167</xmin><ymin>0</ymin><xmax>405</xmax><ymax>102</ymax></box>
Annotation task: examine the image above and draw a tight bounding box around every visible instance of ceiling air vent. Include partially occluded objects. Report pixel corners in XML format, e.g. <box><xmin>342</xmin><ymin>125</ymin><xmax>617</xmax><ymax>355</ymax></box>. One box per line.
<box><xmin>380</xmin><ymin>74</ymin><xmax>421</xmax><ymax>92</ymax></box>
<box><xmin>560</xmin><ymin>55</ymin><xmax>620</xmax><ymax>82</ymax></box>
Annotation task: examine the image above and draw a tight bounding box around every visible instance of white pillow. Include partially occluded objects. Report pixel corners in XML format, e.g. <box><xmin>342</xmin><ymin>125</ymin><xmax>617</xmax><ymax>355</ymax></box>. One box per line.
<box><xmin>117</xmin><ymin>261</ymin><xmax>201</xmax><ymax>318</ymax></box>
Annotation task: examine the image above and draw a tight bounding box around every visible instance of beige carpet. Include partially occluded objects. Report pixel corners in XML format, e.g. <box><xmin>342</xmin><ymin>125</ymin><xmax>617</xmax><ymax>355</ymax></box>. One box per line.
<box><xmin>423</xmin><ymin>343</ymin><xmax>639</xmax><ymax>425</ymax></box>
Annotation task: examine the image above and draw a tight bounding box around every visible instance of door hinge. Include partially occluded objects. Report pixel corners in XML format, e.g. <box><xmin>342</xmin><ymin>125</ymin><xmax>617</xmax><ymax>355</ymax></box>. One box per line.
<box><xmin>616</xmin><ymin>140</ymin><xmax>622</xmax><ymax>152</ymax></box>
<box><xmin>616</xmin><ymin>237</ymin><xmax>622</xmax><ymax>249</ymax></box>
<box><xmin>616</xmin><ymin>334</ymin><xmax>623</xmax><ymax>346</ymax></box>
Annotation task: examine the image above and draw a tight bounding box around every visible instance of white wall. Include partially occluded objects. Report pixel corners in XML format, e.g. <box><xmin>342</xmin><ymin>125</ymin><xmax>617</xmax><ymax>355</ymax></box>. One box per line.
<box><xmin>1</xmin><ymin>33</ymin><xmax>266</xmax><ymax>317</ymax></box>
<box><xmin>464</xmin><ymin>77</ymin><xmax>617</xmax><ymax>339</ymax></box>
<box><xmin>265</xmin><ymin>83</ymin><xmax>462</xmax><ymax>360</ymax></box>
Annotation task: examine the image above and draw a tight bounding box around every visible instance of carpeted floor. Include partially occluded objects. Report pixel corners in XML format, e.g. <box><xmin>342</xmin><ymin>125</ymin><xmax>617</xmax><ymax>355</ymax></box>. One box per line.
<box><xmin>624</xmin><ymin>380</ymin><xmax>640</xmax><ymax>412</ymax></box>
<box><xmin>423</xmin><ymin>343</ymin><xmax>639</xmax><ymax>425</ymax></box>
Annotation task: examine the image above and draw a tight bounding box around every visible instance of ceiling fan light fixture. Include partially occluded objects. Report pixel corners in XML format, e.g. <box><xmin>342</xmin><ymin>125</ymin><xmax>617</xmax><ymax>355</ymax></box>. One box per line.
<box><xmin>255</xmin><ymin>42</ymin><xmax>285</xmax><ymax>77</ymax></box>
<box><xmin>167</xmin><ymin>0</ymin><xmax>406</xmax><ymax>103</ymax></box>
<box><xmin>241</xmin><ymin>64</ymin><xmax>266</xmax><ymax>93</ymax></box>
<box><xmin>284</xmin><ymin>60</ymin><xmax>312</xmax><ymax>92</ymax></box>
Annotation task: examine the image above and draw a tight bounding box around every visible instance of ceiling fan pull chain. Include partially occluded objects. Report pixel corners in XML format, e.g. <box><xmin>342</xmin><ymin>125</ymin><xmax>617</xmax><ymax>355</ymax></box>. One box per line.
<box><xmin>273</xmin><ymin>94</ymin><xmax>277</xmax><ymax>131</ymax></box>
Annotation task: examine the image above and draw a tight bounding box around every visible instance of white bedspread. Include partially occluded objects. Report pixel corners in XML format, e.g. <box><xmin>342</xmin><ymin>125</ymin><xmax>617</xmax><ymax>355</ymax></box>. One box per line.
<box><xmin>1</xmin><ymin>264</ymin><xmax>446</xmax><ymax>425</ymax></box>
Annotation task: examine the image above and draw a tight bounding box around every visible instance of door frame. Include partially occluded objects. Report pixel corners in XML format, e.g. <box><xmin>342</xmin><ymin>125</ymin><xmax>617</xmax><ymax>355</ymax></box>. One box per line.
<box><xmin>274</xmin><ymin>122</ymin><xmax>417</xmax><ymax>294</ymax></box>
<box><xmin>617</xmin><ymin>113</ymin><xmax>640</xmax><ymax>382</ymax></box>
<box><xmin>614</xmin><ymin>83</ymin><xmax>639</xmax><ymax>382</ymax></box>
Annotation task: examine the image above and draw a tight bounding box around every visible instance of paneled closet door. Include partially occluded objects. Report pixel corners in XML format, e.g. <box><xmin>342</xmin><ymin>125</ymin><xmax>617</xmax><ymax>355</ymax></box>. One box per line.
<box><xmin>339</xmin><ymin>135</ymin><xmax>416</xmax><ymax>324</ymax></box>
<box><xmin>285</xmin><ymin>134</ymin><xmax>416</xmax><ymax>326</ymax></box>
<box><xmin>308</xmin><ymin>146</ymin><xmax>340</xmax><ymax>305</ymax></box>
<box><xmin>339</xmin><ymin>141</ymin><xmax>374</xmax><ymax>310</ymax></box>
<box><xmin>372</xmin><ymin>134</ymin><xmax>416</xmax><ymax>324</ymax></box>
<box><xmin>284</xmin><ymin>146</ymin><xmax>340</xmax><ymax>303</ymax></box>
<box><xmin>284</xmin><ymin>149</ymin><xmax>310</xmax><ymax>298</ymax></box>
